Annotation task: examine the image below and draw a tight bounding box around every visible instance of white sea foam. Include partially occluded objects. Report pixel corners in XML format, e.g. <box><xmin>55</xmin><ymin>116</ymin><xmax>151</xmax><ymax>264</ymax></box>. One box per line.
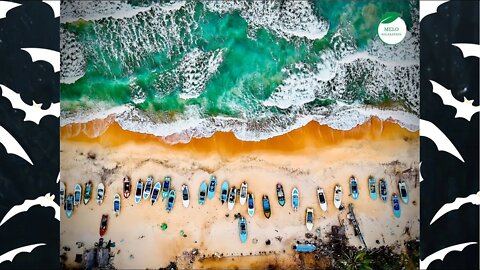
<box><xmin>61</xmin><ymin>1</ymin><xmax>154</xmax><ymax>23</ymax></box>
<box><xmin>60</xmin><ymin>28</ymin><xmax>85</xmax><ymax>83</ymax></box>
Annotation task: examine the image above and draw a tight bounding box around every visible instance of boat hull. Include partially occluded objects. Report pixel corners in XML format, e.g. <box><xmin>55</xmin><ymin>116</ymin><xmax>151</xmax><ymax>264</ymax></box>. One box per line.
<box><xmin>198</xmin><ymin>182</ymin><xmax>207</xmax><ymax>205</ymax></box>
<box><xmin>150</xmin><ymin>182</ymin><xmax>161</xmax><ymax>204</ymax></box>
<box><xmin>207</xmin><ymin>177</ymin><xmax>217</xmax><ymax>200</ymax></box>
<box><xmin>368</xmin><ymin>178</ymin><xmax>377</xmax><ymax>200</ymax></box>
<box><xmin>292</xmin><ymin>188</ymin><xmax>299</xmax><ymax>211</ymax></box>
<box><xmin>239</xmin><ymin>183</ymin><xmax>247</xmax><ymax>206</ymax></box>
<box><xmin>74</xmin><ymin>184</ymin><xmax>82</xmax><ymax>206</ymax></box>
<box><xmin>220</xmin><ymin>181</ymin><xmax>228</xmax><ymax>204</ymax></box>
<box><xmin>113</xmin><ymin>194</ymin><xmax>121</xmax><ymax>216</ymax></box>
<box><xmin>135</xmin><ymin>181</ymin><xmax>143</xmax><ymax>204</ymax></box>
<box><xmin>96</xmin><ymin>183</ymin><xmax>105</xmax><ymax>205</ymax></box>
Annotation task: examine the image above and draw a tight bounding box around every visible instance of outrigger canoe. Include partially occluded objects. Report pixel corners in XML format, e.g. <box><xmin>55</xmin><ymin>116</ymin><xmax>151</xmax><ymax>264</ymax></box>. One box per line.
<box><xmin>74</xmin><ymin>184</ymin><xmax>82</xmax><ymax>206</ymax></box>
<box><xmin>368</xmin><ymin>176</ymin><xmax>377</xmax><ymax>200</ymax></box>
<box><xmin>198</xmin><ymin>182</ymin><xmax>207</xmax><ymax>205</ymax></box>
<box><xmin>99</xmin><ymin>214</ymin><xmax>108</xmax><ymax>236</ymax></box>
<box><xmin>150</xmin><ymin>181</ymin><xmax>161</xmax><ymax>205</ymax></box>
<box><xmin>391</xmin><ymin>193</ymin><xmax>401</xmax><ymax>218</ymax></box>
<box><xmin>333</xmin><ymin>185</ymin><xmax>342</xmax><ymax>209</ymax></box>
<box><xmin>227</xmin><ymin>186</ymin><xmax>237</xmax><ymax>210</ymax></box>
<box><xmin>113</xmin><ymin>194</ymin><xmax>121</xmax><ymax>216</ymax></box>
<box><xmin>398</xmin><ymin>181</ymin><xmax>409</xmax><ymax>204</ymax></box>
<box><xmin>207</xmin><ymin>176</ymin><xmax>217</xmax><ymax>200</ymax></box>
<box><xmin>65</xmin><ymin>194</ymin><xmax>74</xmax><ymax>218</ymax></box>
<box><xmin>379</xmin><ymin>179</ymin><xmax>388</xmax><ymax>203</ymax></box>
<box><xmin>239</xmin><ymin>216</ymin><xmax>247</xmax><ymax>243</ymax></box>
<box><xmin>143</xmin><ymin>176</ymin><xmax>153</xmax><ymax>200</ymax></box>
<box><xmin>83</xmin><ymin>181</ymin><xmax>92</xmax><ymax>205</ymax></box>
<box><xmin>60</xmin><ymin>182</ymin><xmax>65</xmax><ymax>206</ymax></box>
<box><xmin>162</xmin><ymin>176</ymin><xmax>171</xmax><ymax>201</ymax></box>
<box><xmin>239</xmin><ymin>181</ymin><xmax>247</xmax><ymax>206</ymax></box>
<box><xmin>123</xmin><ymin>176</ymin><xmax>131</xmax><ymax>199</ymax></box>
<box><xmin>263</xmin><ymin>195</ymin><xmax>271</xmax><ymax>219</ymax></box>
<box><xmin>276</xmin><ymin>183</ymin><xmax>285</xmax><ymax>206</ymax></box>
<box><xmin>292</xmin><ymin>187</ymin><xmax>299</xmax><ymax>211</ymax></box>
<box><xmin>182</xmin><ymin>184</ymin><xmax>190</xmax><ymax>208</ymax></box>
<box><xmin>220</xmin><ymin>181</ymin><xmax>228</xmax><ymax>205</ymax></box>
<box><xmin>247</xmin><ymin>193</ymin><xmax>255</xmax><ymax>217</ymax></box>
<box><xmin>350</xmin><ymin>176</ymin><xmax>359</xmax><ymax>200</ymax></box>
<box><xmin>165</xmin><ymin>190</ymin><xmax>176</xmax><ymax>213</ymax></box>
<box><xmin>96</xmin><ymin>183</ymin><xmax>105</xmax><ymax>205</ymax></box>
<box><xmin>305</xmin><ymin>207</ymin><xmax>314</xmax><ymax>231</ymax></box>
<box><xmin>317</xmin><ymin>187</ymin><xmax>327</xmax><ymax>212</ymax></box>
<box><xmin>135</xmin><ymin>180</ymin><xmax>143</xmax><ymax>204</ymax></box>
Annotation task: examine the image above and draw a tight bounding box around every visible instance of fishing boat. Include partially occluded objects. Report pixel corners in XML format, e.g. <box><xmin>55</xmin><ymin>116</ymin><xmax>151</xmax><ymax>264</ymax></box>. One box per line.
<box><xmin>333</xmin><ymin>185</ymin><xmax>342</xmax><ymax>209</ymax></box>
<box><xmin>317</xmin><ymin>187</ymin><xmax>327</xmax><ymax>212</ymax></box>
<box><xmin>150</xmin><ymin>181</ymin><xmax>161</xmax><ymax>205</ymax></box>
<box><xmin>123</xmin><ymin>176</ymin><xmax>131</xmax><ymax>198</ymax></box>
<box><xmin>292</xmin><ymin>187</ymin><xmax>299</xmax><ymax>211</ymax></box>
<box><xmin>74</xmin><ymin>184</ymin><xmax>82</xmax><ymax>206</ymax></box>
<box><xmin>182</xmin><ymin>184</ymin><xmax>189</xmax><ymax>208</ymax></box>
<box><xmin>368</xmin><ymin>176</ymin><xmax>377</xmax><ymax>200</ymax></box>
<box><xmin>198</xmin><ymin>182</ymin><xmax>207</xmax><ymax>205</ymax></box>
<box><xmin>207</xmin><ymin>176</ymin><xmax>217</xmax><ymax>200</ymax></box>
<box><xmin>99</xmin><ymin>214</ymin><xmax>108</xmax><ymax>236</ymax></box>
<box><xmin>165</xmin><ymin>190</ymin><xmax>176</xmax><ymax>213</ymax></box>
<box><xmin>113</xmin><ymin>194</ymin><xmax>120</xmax><ymax>216</ymax></box>
<box><xmin>135</xmin><ymin>180</ymin><xmax>143</xmax><ymax>204</ymax></box>
<box><xmin>305</xmin><ymin>207</ymin><xmax>314</xmax><ymax>231</ymax></box>
<box><xmin>247</xmin><ymin>193</ymin><xmax>255</xmax><ymax>217</ymax></box>
<box><xmin>220</xmin><ymin>180</ymin><xmax>228</xmax><ymax>204</ymax></box>
<box><xmin>262</xmin><ymin>195</ymin><xmax>271</xmax><ymax>219</ymax></box>
<box><xmin>239</xmin><ymin>181</ymin><xmax>247</xmax><ymax>206</ymax></box>
<box><xmin>96</xmin><ymin>183</ymin><xmax>105</xmax><ymax>205</ymax></box>
<box><xmin>398</xmin><ymin>181</ymin><xmax>409</xmax><ymax>204</ymax></box>
<box><xmin>391</xmin><ymin>193</ymin><xmax>401</xmax><ymax>218</ymax></box>
<box><xmin>143</xmin><ymin>176</ymin><xmax>153</xmax><ymax>200</ymax></box>
<box><xmin>276</xmin><ymin>183</ymin><xmax>285</xmax><ymax>206</ymax></box>
<box><xmin>65</xmin><ymin>194</ymin><xmax>74</xmax><ymax>218</ymax></box>
<box><xmin>162</xmin><ymin>176</ymin><xmax>171</xmax><ymax>201</ymax></box>
<box><xmin>60</xmin><ymin>182</ymin><xmax>65</xmax><ymax>206</ymax></box>
<box><xmin>238</xmin><ymin>216</ymin><xmax>247</xmax><ymax>243</ymax></box>
<box><xmin>349</xmin><ymin>176</ymin><xmax>359</xmax><ymax>200</ymax></box>
<box><xmin>293</xmin><ymin>244</ymin><xmax>317</xmax><ymax>253</ymax></box>
<box><xmin>227</xmin><ymin>186</ymin><xmax>237</xmax><ymax>210</ymax></box>
<box><xmin>379</xmin><ymin>179</ymin><xmax>388</xmax><ymax>203</ymax></box>
<box><xmin>83</xmin><ymin>181</ymin><xmax>92</xmax><ymax>205</ymax></box>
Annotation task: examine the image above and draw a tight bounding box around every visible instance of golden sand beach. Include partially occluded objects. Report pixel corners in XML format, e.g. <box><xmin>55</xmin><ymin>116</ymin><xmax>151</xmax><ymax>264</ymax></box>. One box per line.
<box><xmin>60</xmin><ymin>117</ymin><xmax>419</xmax><ymax>269</ymax></box>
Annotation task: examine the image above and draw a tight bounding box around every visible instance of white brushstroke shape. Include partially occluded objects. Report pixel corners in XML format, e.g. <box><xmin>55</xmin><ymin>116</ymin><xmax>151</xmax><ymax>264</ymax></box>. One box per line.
<box><xmin>420</xmin><ymin>119</ymin><xmax>464</xmax><ymax>162</ymax></box>
<box><xmin>0</xmin><ymin>243</ymin><xmax>46</xmax><ymax>264</ymax></box>
<box><xmin>0</xmin><ymin>84</ymin><xmax>60</xmax><ymax>124</ymax></box>
<box><xmin>419</xmin><ymin>0</ymin><xmax>449</xmax><ymax>22</ymax></box>
<box><xmin>0</xmin><ymin>1</ymin><xmax>21</xmax><ymax>19</ymax></box>
<box><xmin>42</xmin><ymin>0</ymin><xmax>59</xmax><ymax>17</ymax></box>
<box><xmin>420</xmin><ymin>242</ymin><xmax>477</xmax><ymax>269</ymax></box>
<box><xmin>430</xmin><ymin>192</ymin><xmax>480</xmax><ymax>224</ymax></box>
<box><xmin>21</xmin><ymin>48</ymin><xmax>60</xmax><ymax>72</ymax></box>
<box><xmin>56</xmin><ymin>172</ymin><xmax>60</xmax><ymax>183</ymax></box>
<box><xmin>452</xmin><ymin>43</ymin><xmax>480</xmax><ymax>58</ymax></box>
<box><xmin>0</xmin><ymin>193</ymin><xmax>59</xmax><ymax>226</ymax></box>
<box><xmin>419</xmin><ymin>162</ymin><xmax>424</xmax><ymax>182</ymax></box>
<box><xmin>0</xmin><ymin>125</ymin><xmax>32</xmax><ymax>165</ymax></box>
<box><xmin>431</xmin><ymin>80</ymin><xmax>480</xmax><ymax>121</ymax></box>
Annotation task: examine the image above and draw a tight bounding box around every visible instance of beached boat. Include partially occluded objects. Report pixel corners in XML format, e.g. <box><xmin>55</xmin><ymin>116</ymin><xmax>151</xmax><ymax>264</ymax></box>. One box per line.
<box><xmin>83</xmin><ymin>181</ymin><xmax>92</xmax><ymax>205</ymax></box>
<box><xmin>379</xmin><ymin>179</ymin><xmax>388</xmax><ymax>203</ymax></box>
<box><xmin>99</xmin><ymin>214</ymin><xmax>108</xmax><ymax>236</ymax></box>
<box><xmin>247</xmin><ymin>193</ymin><xmax>255</xmax><ymax>217</ymax></box>
<box><xmin>60</xmin><ymin>182</ymin><xmax>65</xmax><ymax>206</ymax></box>
<box><xmin>239</xmin><ymin>181</ymin><xmax>248</xmax><ymax>206</ymax></box>
<box><xmin>182</xmin><ymin>184</ymin><xmax>189</xmax><ymax>208</ymax></box>
<box><xmin>317</xmin><ymin>187</ymin><xmax>327</xmax><ymax>212</ymax></box>
<box><xmin>198</xmin><ymin>182</ymin><xmax>207</xmax><ymax>205</ymax></box>
<box><xmin>150</xmin><ymin>181</ymin><xmax>161</xmax><ymax>205</ymax></box>
<box><xmin>113</xmin><ymin>194</ymin><xmax>120</xmax><ymax>216</ymax></box>
<box><xmin>135</xmin><ymin>180</ymin><xmax>143</xmax><ymax>204</ymax></box>
<box><xmin>398</xmin><ymin>181</ymin><xmax>409</xmax><ymax>204</ymax></box>
<box><xmin>350</xmin><ymin>176</ymin><xmax>359</xmax><ymax>200</ymax></box>
<box><xmin>143</xmin><ymin>176</ymin><xmax>153</xmax><ymax>200</ymax></box>
<box><xmin>207</xmin><ymin>176</ymin><xmax>217</xmax><ymax>200</ymax></box>
<box><xmin>294</xmin><ymin>244</ymin><xmax>317</xmax><ymax>253</ymax></box>
<box><xmin>165</xmin><ymin>190</ymin><xmax>176</xmax><ymax>213</ymax></box>
<box><xmin>123</xmin><ymin>176</ymin><xmax>131</xmax><ymax>198</ymax></box>
<box><xmin>276</xmin><ymin>183</ymin><xmax>285</xmax><ymax>206</ymax></box>
<box><xmin>74</xmin><ymin>184</ymin><xmax>82</xmax><ymax>206</ymax></box>
<box><xmin>305</xmin><ymin>207</ymin><xmax>314</xmax><ymax>231</ymax></box>
<box><xmin>220</xmin><ymin>181</ymin><xmax>228</xmax><ymax>205</ymax></box>
<box><xmin>333</xmin><ymin>185</ymin><xmax>342</xmax><ymax>209</ymax></box>
<box><xmin>292</xmin><ymin>187</ymin><xmax>299</xmax><ymax>211</ymax></box>
<box><xmin>368</xmin><ymin>176</ymin><xmax>377</xmax><ymax>200</ymax></box>
<box><xmin>238</xmin><ymin>216</ymin><xmax>247</xmax><ymax>243</ymax></box>
<box><xmin>262</xmin><ymin>195</ymin><xmax>271</xmax><ymax>218</ymax></box>
<box><xmin>65</xmin><ymin>194</ymin><xmax>74</xmax><ymax>218</ymax></box>
<box><xmin>391</xmin><ymin>193</ymin><xmax>401</xmax><ymax>218</ymax></box>
<box><xmin>162</xmin><ymin>176</ymin><xmax>171</xmax><ymax>201</ymax></box>
<box><xmin>96</xmin><ymin>183</ymin><xmax>105</xmax><ymax>205</ymax></box>
<box><xmin>227</xmin><ymin>186</ymin><xmax>237</xmax><ymax>210</ymax></box>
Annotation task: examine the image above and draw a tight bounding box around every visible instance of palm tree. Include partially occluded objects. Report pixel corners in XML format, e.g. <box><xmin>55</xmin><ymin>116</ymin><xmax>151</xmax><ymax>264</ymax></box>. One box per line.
<box><xmin>337</xmin><ymin>249</ymin><xmax>373</xmax><ymax>270</ymax></box>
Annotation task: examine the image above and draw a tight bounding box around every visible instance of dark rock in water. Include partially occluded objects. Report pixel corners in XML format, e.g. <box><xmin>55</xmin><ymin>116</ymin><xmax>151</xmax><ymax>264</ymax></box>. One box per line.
<box><xmin>266</xmin><ymin>240</ymin><xmax>271</xmax><ymax>245</ymax></box>
<box><xmin>87</xmin><ymin>152</ymin><xmax>96</xmax><ymax>159</ymax></box>
<box><xmin>305</xmin><ymin>233</ymin><xmax>313</xmax><ymax>239</ymax></box>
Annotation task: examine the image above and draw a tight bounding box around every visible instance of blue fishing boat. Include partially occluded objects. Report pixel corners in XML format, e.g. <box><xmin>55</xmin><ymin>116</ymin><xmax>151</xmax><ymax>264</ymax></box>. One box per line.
<box><xmin>368</xmin><ymin>176</ymin><xmax>377</xmax><ymax>200</ymax></box>
<box><xmin>143</xmin><ymin>176</ymin><xmax>153</xmax><ymax>200</ymax></box>
<box><xmin>350</xmin><ymin>176</ymin><xmax>359</xmax><ymax>200</ymax></box>
<box><xmin>83</xmin><ymin>181</ymin><xmax>92</xmax><ymax>205</ymax></box>
<box><xmin>165</xmin><ymin>190</ymin><xmax>176</xmax><ymax>213</ymax></box>
<box><xmin>207</xmin><ymin>176</ymin><xmax>217</xmax><ymax>200</ymax></box>
<box><xmin>276</xmin><ymin>183</ymin><xmax>285</xmax><ymax>206</ymax></box>
<box><xmin>294</xmin><ymin>244</ymin><xmax>317</xmax><ymax>253</ymax></box>
<box><xmin>292</xmin><ymin>187</ymin><xmax>299</xmax><ymax>211</ymax></box>
<box><xmin>391</xmin><ymin>193</ymin><xmax>401</xmax><ymax>218</ymax></box>
<box><xmin>113</xmin><ymin>194</ymin><xmax>121</xmax><ymax>216</ymax></box>
<box><xmin>198</xmin><ymin>182</ymin><xmax>207</xmax><ymax>205</ymax></box>
<box><xmin>398</xmin><ymin>181</ymin><xmax>409</xmax><ymax>204</ymax></box>
<box><xmin>150</xmin><ymin>181</ymin><xmax>161</xmax><ymax>205</ymax></box>
<box><xmin>162</xmin><ymin>176</ymin><xmax>171</xmax><ymax>201</ymax></box>
<box><xmin>220</xmin><ymin>180</ymin><xmax>229</xmax><ymax>204</ymax></box>
<box><xmin>379</xmin><ymin>179</ymin><xmax>388</xmax><ymax>203</ymax></box>
<box><xmin>74</xmin><ymin>184</ymin><xmax>82</xmax><ymax>206</ymax></box>
<box><xmin>262</xmin><ymin>195</ymin><xmax>271</xmax><ymax>219</ymax></box>
<box><xmin>134</xmin><ymin>180</ymin><xmax>143</xmax><ymax>204</ymax></box>
<box><xmin>247</xmin><ymin>193</ymin><xmax>255</xmax><ymax>217</ymax></box>
<box><xmin>238</xmin><ymin>216</ymin><xmax>247</xmax><ymax>243</ymax></box>
<box><xmin>65</xmin><ymin>194</ymin><xmax>74</xmax><ymax>218</ymax></box>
